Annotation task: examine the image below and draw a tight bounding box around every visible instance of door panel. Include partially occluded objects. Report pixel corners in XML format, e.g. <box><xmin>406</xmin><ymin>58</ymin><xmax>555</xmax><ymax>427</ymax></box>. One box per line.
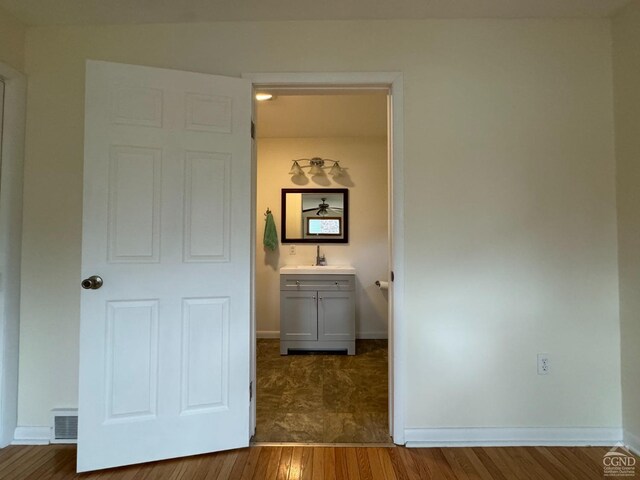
<box><xmin>183</xmin><ymin>151</ymin><xmax>230</xmax><ymax>262</ymax></box>
<box><xmin>108</xmin><ymin>146</ymin><xmax>161</xmax><ymax>262</ymax></box>
<box><xmin>78</xmin><ymin>61</ymin><xmax>251</xmax><ymax>472</ymax></box>
<box><xmin>318</xmin><ymin>291</ymin><xmax>355</xmax><ymax>341</ymax></box>
<box><xmin>280</xmin><ymin>291</ymin><xmax>318</xmax><ymax>341</ymax></box>
<box><xmin>180</xmin><ymin>297</ymin><xmax>229</xmax><ymax>413</ymax></box>
<box><xmin>105</xmin><ymin>300</ymin><xmax>159</xmax><ymax>422</ymax></box>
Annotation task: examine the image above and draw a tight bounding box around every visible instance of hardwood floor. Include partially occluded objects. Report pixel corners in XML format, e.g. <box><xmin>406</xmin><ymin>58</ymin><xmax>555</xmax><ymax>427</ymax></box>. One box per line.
<box><xmin>0</xmin><ymin>444</ymin><xmax>630</xmax><ymax>479</ymax></box>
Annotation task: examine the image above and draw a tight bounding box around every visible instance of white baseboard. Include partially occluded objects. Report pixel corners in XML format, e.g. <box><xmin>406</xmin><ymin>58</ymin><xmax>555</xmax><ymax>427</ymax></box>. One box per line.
<box><xmin>256</xmin><ymin>330</ymin><xmax>280</xmax><ymax>339</ymax></box>
<box><xmin>13</xmin><ymin>426</ymin><xmax>50</xmax><ymax>445</ymax></box>
<box><xmin>13</xmin><ymin>425</ymin><xmax>626</xmax><ymax>449</ymax></box>
<box><xmin>256</xmin><ymin>331</ymin><xmax>388</xmax><ymax>340</ymax></box>
<box><xmin>624</xmin><ymin>429</ymin><xmax>640</xmax><ymax>455</ymax></box>
<box><xmin>404</xmin><ymin>427</ymin><xmax>623</xmax><ymax>448</ymax></box>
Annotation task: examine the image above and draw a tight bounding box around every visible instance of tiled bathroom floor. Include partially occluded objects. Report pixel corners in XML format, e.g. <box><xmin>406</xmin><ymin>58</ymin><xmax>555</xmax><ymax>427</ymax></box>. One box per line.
<box><xmin>253</xmin><ymin>339</ymin><xmax>389</xmax><ymax>443</ymax></box>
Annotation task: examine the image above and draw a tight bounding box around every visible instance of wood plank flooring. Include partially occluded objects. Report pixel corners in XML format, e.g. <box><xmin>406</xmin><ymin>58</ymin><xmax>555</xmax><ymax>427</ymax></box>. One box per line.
<box><xmin>0</xmin><ymin>444</ymin><xmax>631</xmax><ymax>479</ymax></box>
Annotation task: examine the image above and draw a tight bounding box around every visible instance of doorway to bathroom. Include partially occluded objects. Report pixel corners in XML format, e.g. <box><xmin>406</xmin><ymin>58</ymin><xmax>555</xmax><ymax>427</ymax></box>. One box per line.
<box><xmin>252</xmin><ymin>88</ymin><xmax>392</xmax><ymax>443</ymax></box>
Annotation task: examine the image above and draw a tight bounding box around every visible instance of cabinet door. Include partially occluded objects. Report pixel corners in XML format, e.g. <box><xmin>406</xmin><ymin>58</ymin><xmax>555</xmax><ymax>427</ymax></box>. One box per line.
<box><xmin>318</xmin><ymin>291</ymin><xmax>355</xmax><ymax>342</ymax></box>
<box><xmin>281</xmin><ymin>291</ymin><xmax>318</xmax><ymax>341</ymax></box>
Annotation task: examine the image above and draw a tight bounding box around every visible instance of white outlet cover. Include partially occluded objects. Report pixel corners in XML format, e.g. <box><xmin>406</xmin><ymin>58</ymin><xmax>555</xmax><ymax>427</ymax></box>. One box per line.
<box><xmin>537</xmin><ymin>353</ymin><xmax>550</xmax><ymax>375</ymax></box>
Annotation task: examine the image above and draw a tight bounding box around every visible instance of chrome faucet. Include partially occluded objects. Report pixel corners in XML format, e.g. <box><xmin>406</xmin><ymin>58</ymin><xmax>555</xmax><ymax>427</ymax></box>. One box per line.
<box><xmin>315</xmin><ymin>245</ymin><xmax>326</xmax><ymax>266</ymax></box>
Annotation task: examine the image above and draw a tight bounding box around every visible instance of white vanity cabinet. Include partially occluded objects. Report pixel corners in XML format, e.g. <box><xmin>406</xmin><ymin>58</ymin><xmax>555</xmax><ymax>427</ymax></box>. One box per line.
<box><xmin>279</xmin><ymin>273</ymin><xmax>356</xmax><ymax>355</ymax></box>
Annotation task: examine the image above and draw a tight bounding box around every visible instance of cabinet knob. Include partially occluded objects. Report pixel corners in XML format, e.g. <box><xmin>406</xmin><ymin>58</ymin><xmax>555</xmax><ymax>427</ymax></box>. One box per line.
<box><xmin>312</xmin><ymin>295</ymin><xmax>316</xmax><ymax>299</ymax></box>
<box><xmin>296</xmin><ymin>281</ymin><xmax>300</xmax><ymax>286</ymax></box>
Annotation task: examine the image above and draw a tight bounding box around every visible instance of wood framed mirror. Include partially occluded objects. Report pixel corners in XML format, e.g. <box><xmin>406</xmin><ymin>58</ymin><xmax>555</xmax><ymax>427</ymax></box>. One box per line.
<box><xmin>281</xmin><ymin>188</ymin><xmax>349</xmax><ymax>243</ymax></box>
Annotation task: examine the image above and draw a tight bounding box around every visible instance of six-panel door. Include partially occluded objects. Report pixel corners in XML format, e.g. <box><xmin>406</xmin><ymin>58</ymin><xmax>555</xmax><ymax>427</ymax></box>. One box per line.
<box><xmin>78</xmin><ymin>61</ymin><xmax>251</xmax><ymax>472</ymax></box>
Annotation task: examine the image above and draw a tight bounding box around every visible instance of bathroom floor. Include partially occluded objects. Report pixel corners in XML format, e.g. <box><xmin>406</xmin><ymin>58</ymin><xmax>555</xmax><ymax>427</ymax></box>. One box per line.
<box><xmin>253</xmin><ymin>339</ymin><xmax>389</xmax><ymax>443</ymax></box>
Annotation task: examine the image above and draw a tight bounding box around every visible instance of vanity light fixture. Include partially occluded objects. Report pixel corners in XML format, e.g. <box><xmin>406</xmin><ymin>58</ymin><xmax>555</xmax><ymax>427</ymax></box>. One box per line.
<box><xmin>289</xmin><ymin>157</ymin><xmax>344</xmax><ymax>177</ymax></box>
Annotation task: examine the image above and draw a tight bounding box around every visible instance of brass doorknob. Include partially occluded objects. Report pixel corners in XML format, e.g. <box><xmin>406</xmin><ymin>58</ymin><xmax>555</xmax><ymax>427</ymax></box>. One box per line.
<box><xmin>81</xmin><ymin>275</ymin><xmax>103</xmax><ymax>290</ymax></box>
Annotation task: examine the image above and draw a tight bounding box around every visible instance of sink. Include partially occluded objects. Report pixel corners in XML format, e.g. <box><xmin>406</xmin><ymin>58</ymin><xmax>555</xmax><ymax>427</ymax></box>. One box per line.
<box><xmin>280</xmin><ymin>265</ymin><xmax>356</xmax><ymax>275</ymax></box>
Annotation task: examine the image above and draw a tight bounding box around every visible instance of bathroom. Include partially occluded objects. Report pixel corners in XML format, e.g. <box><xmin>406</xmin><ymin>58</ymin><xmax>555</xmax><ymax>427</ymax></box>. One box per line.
<box><xmin>254</xmin><ymin>92</ymin><xmax>391</xmax><ymax>443</ymax></box>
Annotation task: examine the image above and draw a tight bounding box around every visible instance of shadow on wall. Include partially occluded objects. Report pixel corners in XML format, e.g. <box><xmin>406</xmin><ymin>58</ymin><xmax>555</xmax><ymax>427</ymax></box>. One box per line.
<box><xmin>291</xmin><ymin>170</ymin><xmax>354</xmax><ymax>187</ymax></box>
<box><xmin>355</xmin><ymin>276</ymin><xmax>389</xmax><ymax>334</ymax></box>
<box><xmin>332</xmin><ymin>170</ymin><xmax>354</xmax><ymax>188</ymax></box>
<box><xmin>292</xmin><ymin>176</ymin><xmax>309</xmax><ymax>186</ymax></box>
<box><xmin>264</xmin><ymin>246</ymin><xmax>280</xmax><ymax>270</ymax></box>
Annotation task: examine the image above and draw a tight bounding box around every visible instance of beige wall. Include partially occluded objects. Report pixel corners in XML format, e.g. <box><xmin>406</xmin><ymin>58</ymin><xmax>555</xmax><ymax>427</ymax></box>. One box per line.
<box><xmin>0</xmin><ymin>28</ymin><xmax>26</xmax><ymax>447</ymax></box>
<box><xmin>256</xmin><ymin>137</ymin><xmax>389</xmax><ymax>337</ymax></box>
<box><xmin>0</xmin><ymin>5</ymin><xmax>25</xmax><ymax>72</ymax></box>
<box><xmin>613</xmin><ymin>0</ymin><xmax>640</xmax><ymax>451</ymax></box>
<box><xmin>19</xmin><ymin>19</ymin><xmax>621</xmax><ymax>432</ymax></box>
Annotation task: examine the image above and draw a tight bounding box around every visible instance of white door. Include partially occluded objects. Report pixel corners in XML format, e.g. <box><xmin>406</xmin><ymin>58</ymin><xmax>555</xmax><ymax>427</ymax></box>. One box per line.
<box><xmin>78</xmin><ymin>61</ymin><xmax>251</xmax><ymax>472</ymax></box>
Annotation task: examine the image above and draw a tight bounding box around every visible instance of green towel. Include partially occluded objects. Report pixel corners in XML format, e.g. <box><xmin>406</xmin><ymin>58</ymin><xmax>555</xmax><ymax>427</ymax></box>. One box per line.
<box><xmin>263</xmin><ymin>212</ymin><xmax>278</xmax><ymax>251</ymax></box>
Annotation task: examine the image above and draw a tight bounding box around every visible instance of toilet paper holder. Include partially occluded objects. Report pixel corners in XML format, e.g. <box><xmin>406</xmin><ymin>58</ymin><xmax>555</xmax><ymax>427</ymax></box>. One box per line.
<box><xmin>375</xmin><ymin>280</ymin><xmax>389</xmax><ymax>290</ymax></box>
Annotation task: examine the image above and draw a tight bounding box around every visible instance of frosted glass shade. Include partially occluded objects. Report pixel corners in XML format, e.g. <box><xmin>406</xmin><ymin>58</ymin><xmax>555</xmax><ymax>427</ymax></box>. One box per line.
<box><xmin>289</xmin><ymin>161</ymin><xmax>303</xmax><ymax>176</ymax></box>
<box><xmin>329</xmin><ymin>162</ymin><xmax>343</xmax><ymax>177</ymax></box>
<box><xmin>309</xmin><ymin>164</ymin><xmax>323</xmax><ymax>175</ymax></box>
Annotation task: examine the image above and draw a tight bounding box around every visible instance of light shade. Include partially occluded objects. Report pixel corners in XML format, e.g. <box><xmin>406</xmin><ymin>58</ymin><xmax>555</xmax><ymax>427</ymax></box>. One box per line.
<box><xmin>329</xmin><ymin>162</ymin><xmax>343</xmax><ymax>177</ymax></box>
<box><xmin>309</xmin><ymin>164</ymin><xmax>323</xmax><ymax>175</ymax></box>
<box><xmin>289</xmin><ymin>161</ymin><xmax>303</xmax><ymax>176</ymax></box>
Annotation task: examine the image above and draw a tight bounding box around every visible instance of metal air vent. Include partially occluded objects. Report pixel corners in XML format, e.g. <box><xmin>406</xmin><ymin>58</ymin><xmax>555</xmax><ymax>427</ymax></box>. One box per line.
<box><xmin>51</xmin><ymin>408</ymin><xmax>78</xmax><ymax>444</ymax></box>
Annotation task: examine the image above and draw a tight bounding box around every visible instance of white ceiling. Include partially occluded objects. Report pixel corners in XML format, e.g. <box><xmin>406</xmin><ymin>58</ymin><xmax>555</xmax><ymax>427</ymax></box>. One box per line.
<box><xmin>256</xmin><ymin>94</ymin><xmax>387</xmax><ymax>139</ymax></box>
<box><xmin>0</xmin><ymin>0</ymin><xmax>632</xmax><ymax>26</ymax></box>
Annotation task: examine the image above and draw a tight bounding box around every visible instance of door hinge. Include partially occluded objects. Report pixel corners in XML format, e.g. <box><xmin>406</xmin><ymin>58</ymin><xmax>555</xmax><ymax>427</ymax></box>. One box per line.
<box><xmin>391</xmin><ymin>271</ymin><xmax>395</xmax><ymax>282</ymax></box>
<box><xmin>250</xmin><ymin>381</ymin><xmax>253</xmax><ymax>401</ymax></box>
<box><xmin>251</xmin><ymin>121</ymin><xmax>255</xmax><ymax>139</ymax></box>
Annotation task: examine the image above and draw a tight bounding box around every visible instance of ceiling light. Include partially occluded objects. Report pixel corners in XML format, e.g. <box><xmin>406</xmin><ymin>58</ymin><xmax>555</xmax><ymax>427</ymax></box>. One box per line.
<box><xmin>255</xmin><ymin>93</ymin><xmax>273</xmax><ymax>101</ymax></box>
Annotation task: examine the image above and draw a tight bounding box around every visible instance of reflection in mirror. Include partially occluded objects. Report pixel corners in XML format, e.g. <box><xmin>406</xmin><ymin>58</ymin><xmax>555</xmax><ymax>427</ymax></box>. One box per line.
<box><xmin>281</xmin><ymin>189</ymin><xmax>349</xmax><ymax>243</ymax></box>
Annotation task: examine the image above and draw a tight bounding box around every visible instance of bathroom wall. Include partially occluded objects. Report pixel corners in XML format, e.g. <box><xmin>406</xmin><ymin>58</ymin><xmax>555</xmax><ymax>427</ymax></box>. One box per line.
<box><xmin>18</xmin><ymin>19</ymin><xmax>620</xmax><ymax>437</ymax></box>
<box><xmin>612</xmin><ymin>0</ymin><xmax>640</xmax><ymax>453</ymax></box>
<box><xmin>0</xmin><ymin>5</ymin><xmax>25</xmax><ymax>71</ymax></box>
<box><xmin>256</xmin><ymin>135</ymin><xmax>389</xmax><ymax>338</ymax></box>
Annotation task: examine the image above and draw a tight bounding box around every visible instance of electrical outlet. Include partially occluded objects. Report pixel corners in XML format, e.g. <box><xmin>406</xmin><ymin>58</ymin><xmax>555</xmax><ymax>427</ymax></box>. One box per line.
<box><xmin>537</xmin><ymin>353</ymin><xmax>550</xmax><ymax>375</ymax></box>
<box><xmin>289</xmin><ymin>245</ymin><xmax>296</xmax><ymax>255</ymax></box>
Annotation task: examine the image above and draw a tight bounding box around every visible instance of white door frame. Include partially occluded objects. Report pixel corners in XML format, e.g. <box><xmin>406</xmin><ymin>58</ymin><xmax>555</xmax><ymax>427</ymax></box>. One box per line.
<box><xmin>242</xmin><ymin>72</ymin><xmax>406</xmax><ymax>444</ymax></box>
<box><xmin>0</xmin><ymin>61</ymin><xmax>26</xmax><ymax>448</ymax></box>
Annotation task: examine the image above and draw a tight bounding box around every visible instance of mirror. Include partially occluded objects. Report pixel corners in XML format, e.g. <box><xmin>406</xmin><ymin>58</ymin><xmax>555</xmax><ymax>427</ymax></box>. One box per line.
<box><xmin>281</xmin><ymin>188</ymin><xmax>349</xmax><ymax>243</ymax></box>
